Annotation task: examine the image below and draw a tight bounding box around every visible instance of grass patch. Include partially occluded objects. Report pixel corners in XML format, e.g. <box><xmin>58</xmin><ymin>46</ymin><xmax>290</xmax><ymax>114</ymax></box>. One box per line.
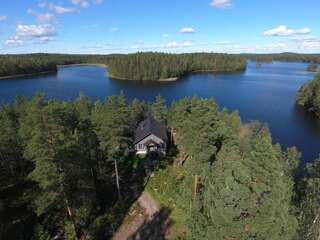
<box><xmin>145</xmin><ymin>164</ymin><xmax>189</xmax><ymax>239</ymax></box>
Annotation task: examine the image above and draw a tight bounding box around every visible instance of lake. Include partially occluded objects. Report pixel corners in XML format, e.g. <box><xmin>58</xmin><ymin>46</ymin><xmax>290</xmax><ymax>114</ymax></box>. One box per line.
<box><xmin>0</xmin><ymin>61</ymin><xmax>319</xmax><ymax>165</ymax></box>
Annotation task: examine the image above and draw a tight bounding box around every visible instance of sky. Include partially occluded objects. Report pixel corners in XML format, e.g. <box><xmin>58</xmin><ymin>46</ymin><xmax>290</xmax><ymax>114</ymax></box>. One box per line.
<box><xmin>0</xmin><ymin>0</ymin><xmax>319</xmax><ymax>54</ymax></box>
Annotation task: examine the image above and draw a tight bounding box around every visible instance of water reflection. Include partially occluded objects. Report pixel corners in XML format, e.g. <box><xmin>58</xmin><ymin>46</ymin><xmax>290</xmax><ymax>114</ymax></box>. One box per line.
<box><xmin>294</xmin><ymin>105</ymin><xmax>320</xmax><ymax>136</ymax></box>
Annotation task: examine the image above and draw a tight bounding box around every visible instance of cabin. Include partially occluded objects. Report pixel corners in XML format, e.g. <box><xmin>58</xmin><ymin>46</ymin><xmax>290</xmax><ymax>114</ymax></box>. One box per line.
<box><xmin>134</xmin><ymin>117</ymin><xmax>168</xmax><ymax>155</ymax></box>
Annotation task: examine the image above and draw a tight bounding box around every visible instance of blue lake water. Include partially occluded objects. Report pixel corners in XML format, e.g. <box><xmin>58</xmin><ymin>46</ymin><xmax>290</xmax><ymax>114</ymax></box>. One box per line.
<box><xmin>0</xmin><ymin>61</ymin><xmax>319</xmax><ymax>164</ymax></box>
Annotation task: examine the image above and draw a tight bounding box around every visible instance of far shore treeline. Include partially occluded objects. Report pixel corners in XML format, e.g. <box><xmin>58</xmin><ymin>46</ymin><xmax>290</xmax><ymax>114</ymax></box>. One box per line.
<box><xmin>1</xmin><ymin>52</ymin><xmax>320</xmax><ymax>81</ymax></box>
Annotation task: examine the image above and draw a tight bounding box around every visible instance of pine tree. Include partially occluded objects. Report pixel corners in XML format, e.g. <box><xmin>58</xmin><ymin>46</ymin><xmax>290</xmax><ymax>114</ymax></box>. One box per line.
<box><xmin>298</xmin><ymin>158</ymin><xmax>320</xmax><ymax>240</ymax></box>
<box><xmin>92</xmin><ymin>95</ymin><xmax>131</xmax><ymax>200</ymax></box>
<box><xmin>152</xmin><ymin>95</ymin><xmax>167</xmax><ymax>122</ymax></box>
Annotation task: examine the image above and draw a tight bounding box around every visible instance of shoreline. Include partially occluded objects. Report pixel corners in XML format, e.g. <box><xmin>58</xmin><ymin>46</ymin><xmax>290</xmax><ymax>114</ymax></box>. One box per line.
<box><xmin>108</xmin><ymin>68</ymin><xmax>246</xmax><ymax>82</ymax></box>
<box><xmin>57</xmin><ymin>63</ymin><xmax>108</xmax><ymax>68</ymax></box>
<box><xmin>108</xmin><ymin>73</ymin><xmax>179</xmax><ymax>82</ymax></box>
<box><xmin>0</xmin><ymin>70</ymin><xmax>57</xmax><ymax>80</ymax></box>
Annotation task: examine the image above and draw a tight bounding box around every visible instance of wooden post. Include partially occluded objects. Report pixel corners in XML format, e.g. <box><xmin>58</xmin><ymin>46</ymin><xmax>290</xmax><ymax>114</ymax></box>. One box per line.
<box><xmin>193</xmin><ymin>174</ymin><xmax>199</xmax><ymax>200</ymax></box>
<box><xmin>114</xmin><ymin>159</ymin><xmax>121</xmax><ymax>200</ymax></box>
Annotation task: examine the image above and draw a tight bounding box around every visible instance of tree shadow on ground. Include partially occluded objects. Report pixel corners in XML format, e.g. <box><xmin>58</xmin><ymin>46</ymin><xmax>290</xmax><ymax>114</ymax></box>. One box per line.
<box><xmin>130</xmin><ymin>207</ymin><xmax>172</xmax><ymax>240</ymax></box>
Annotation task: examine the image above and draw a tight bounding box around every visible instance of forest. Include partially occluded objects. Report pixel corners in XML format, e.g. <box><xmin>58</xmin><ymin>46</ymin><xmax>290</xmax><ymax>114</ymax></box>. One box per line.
<box><xmin>297</xmin><ymin>74</ymin><xmax>320</xmax><ymax>118</ymax></box>
<box><xmin>0</xmin><ymin>54</ymin><xmax>85</xmax><ymax>78</ymax></box>
<box><xmin>2</xmin><ymin>52</ymin><xmax>320</xmax><ymax>81</ymax></box>
<box><xmin>0</xmin><ymin>54</ymin><xmax>117</xmax><ymax>78</ymax></box>
<box><xmin>1</xmin><ymin>94</ymin><xmax>319</xmax><ymax>240</ymax></box>
<box><xmin>244</xmin><ymin>53</ymin><xmax>320</xmax><ymax>64</ymax></box>
<box><xmin>0</xmin><ymin>52</ymin><xmax>246</xmax><ymax>80</ymax></box>
<box><xmin>107</xmin><ymin>52</ymin><xmax>247</xmax><ymax>81</ymax></box>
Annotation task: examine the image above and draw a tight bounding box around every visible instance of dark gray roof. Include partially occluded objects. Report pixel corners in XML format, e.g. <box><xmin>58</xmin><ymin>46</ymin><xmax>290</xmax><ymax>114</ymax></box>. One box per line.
<box><xmin>134</xmin><ymin>117</ymin><xmax>168</xmax><ymax>144</ymax></box>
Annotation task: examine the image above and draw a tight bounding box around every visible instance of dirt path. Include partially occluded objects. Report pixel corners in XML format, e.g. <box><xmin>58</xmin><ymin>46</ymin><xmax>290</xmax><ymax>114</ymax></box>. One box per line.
<box><xmin>112</xmin><ymin>192</ymin><xmax>161</xmax><ymax>240</ymax></box>
<box><xmin>112</xmin><ymin>212</ymin><xmax>145</xmax><ymax>240</ymax></box>
<box><xmin>137</xmin><ymin>192</ymin><xmax>160</xmax><ymax>219</ymax></box>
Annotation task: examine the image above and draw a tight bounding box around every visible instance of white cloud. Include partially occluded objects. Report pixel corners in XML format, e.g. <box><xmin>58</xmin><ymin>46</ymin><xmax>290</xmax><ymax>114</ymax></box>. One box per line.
<box><xmin>48</xmin><ymin>3</ymin><xmax>75</xmax><ymax>14</ymax></box>
<box><xmin>210</xmin><ymin>0</ymin><xmax>232</xmax><ymax>9</ymax></box>
<box><xmin>6</xmin><ymin>24</ymin><xmax>57</xmax><ymax>47</ymax></box>
<box><xmin>289</xmin><ymin>35</ymin><xmax>318</xmax><ymax>42</ymax></box>
<box><xmin>183</xmin><ymin>40</ymin><xmax>194</xmax><ymax>47</ymax></box>
<box><xmin>0</xmin><ymin>16</ymin><xmax>8</xmax><ymax>21</ymax></box>
<box><xmin>110</xmin><ymin>27</ymin><xmax>119</xmax><ymax>31</ymax></box>
<box><xmin>166</xmin><ymin>41</ymin><xmax>194</xmax><ymax>48</ymax></box>
<box><xmin>71</xmin><ymin>0</ymin><xmax>90</xmax><ymax>8</ymax></box>
<box><xmin>263</xmin><ymin>25</ymin><xmax>311</xmax><ymax>37</ymax></box>
<box><xmin>162</xmin><ymin>34</ymin><xmax>169</xmax><ymax>38</ymax></box>
<box><xmin>5</xmin><ymin>38</ymin><xmax>25</xmax><ymax>47</ymax></box>
<box><xmin>28</xmin><ymin>9</ymin><xmax>55</xmax><ymax>23</ymax></box>
<box><xmin>15</xmin><ymin>24</ymin><xmax>56</xmax><ymax>39</ymax></box>
<box><xmin>180</xmin><ymin>27</ymin><xmax>195</xmax><ymax>34</ymax></box>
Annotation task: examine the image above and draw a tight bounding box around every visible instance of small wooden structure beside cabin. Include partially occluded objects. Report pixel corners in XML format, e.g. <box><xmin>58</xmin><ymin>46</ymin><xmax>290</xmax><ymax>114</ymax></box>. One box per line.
<box><xmin>134</xmin><ymin>117</ymin><xmax>168</xmax><ymax>155</ymax></box>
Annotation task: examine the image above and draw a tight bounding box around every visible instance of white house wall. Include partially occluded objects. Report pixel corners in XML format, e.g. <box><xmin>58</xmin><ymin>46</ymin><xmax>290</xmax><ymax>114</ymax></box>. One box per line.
<box><xmin>135</xmin><ymin>134</ymin><xmax>167</xmax><ymax>154</ymax></box>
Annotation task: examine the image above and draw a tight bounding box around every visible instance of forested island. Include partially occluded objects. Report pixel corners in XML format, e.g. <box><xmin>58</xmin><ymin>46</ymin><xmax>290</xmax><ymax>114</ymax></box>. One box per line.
<box><xmin>1</xmin><ymin>94</ymin><xmax>319</xmax><ymax>240</ymax></box>
<box><xmin>297</xmin><ymin>74</ymin><xmax>320</xmax><ymax>118</ymax></box>
<box><xmin>107</xmin><ymin>52</ymin><xmax>247</xmax><ymax>81</ymax></box>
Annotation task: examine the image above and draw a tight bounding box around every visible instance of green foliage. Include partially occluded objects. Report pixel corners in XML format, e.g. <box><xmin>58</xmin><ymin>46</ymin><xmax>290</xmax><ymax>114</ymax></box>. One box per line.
<box><xmin>297</xmin><ymin>158</ymin><xmax>320</xmax><ymax>240</ymax></box>
<box><xmin>297</xmin><ymin>74</ymin><xmax>320</xmax><ymax>118</ymax></box>
<box><xmin>0</xmin><ymin>94</ymin><xmax>310</xmax><ymax>240</ymax></box>
<box><xmin>130</xmin><ymin>98</ymin><xmax>146</xmax><ymax>128</ymax></box>
<box><xmin>0</xmin><ymin>54</ymin><xmax>83</xmax><ymax>77</ymax></box>
<box><xmin>167</xmin><ymin>98</ymin><xmax>299</xmax><ymax>240</ymax></box>
<box><xmin>0</xmin><ymin>104</ymin><xmax>35</xmax><ymax>239</ymax></box>
<box><xmin>152</xmin><ymin>95</ymin><xmax>167</xmax><ymax>122</ymax></box>
<box><xmin>92</xmin><ymin>94</ymin><xmax>130</xmax><ymax>158</ymax></box>
<box><xmin>108</xmin><ymin>52</ymin><xmax>247</xmax><ymax>80</ymax></box>
<box><xmin>32</xmin><ymin>224</ymin><xmax>51</xmax><ymax>240</ymax></box>
<box><xmin>197</xmin><ymin>126</ymin><xmax>298</xmax><ymax>240</ymax></box>
<box><xmin>63</xmin><ymin>221</ymin><xmax>77</xmax><ymax>240</ymax></box>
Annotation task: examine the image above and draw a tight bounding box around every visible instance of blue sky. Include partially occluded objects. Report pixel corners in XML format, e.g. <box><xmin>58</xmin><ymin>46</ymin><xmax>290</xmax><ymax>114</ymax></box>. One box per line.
<box><xmin>0</xmin><ymin>0</ymin><xmax>319</xmax><ymax>54</ymax></box>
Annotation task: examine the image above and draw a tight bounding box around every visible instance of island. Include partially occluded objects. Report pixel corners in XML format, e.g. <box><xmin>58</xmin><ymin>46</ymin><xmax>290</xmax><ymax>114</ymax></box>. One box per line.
<box><xmin>107</xmin><ymin>52</ymin><xmax>247</xmax><ymax>81</ymax></box>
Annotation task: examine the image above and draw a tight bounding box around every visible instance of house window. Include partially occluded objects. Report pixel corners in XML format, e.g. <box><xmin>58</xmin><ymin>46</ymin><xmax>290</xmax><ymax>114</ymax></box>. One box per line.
<box><xmin>138</xmin><ymin>144</ymin><xmax>143</xmax><ymax>150</ymax></box>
